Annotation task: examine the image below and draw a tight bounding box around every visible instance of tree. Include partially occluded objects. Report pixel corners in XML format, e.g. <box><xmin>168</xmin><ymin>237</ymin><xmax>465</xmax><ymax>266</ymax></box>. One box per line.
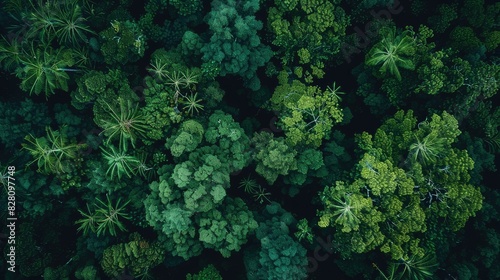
<box><xmin>318</xmin><ymin>110</ymin><xmax>482</xmax><ymax>260</ymax></box>
<box><xmin>100</xmin><ymin>144</ymin><xmax>140</xmax><ymax>180</ymax></box>
<box><xmin>15</xmin><ymin>46</ymin><xmax>76</xmax><ymax>96</ymax></box>
<box><xmin>201</xmin><ymin>0</ymin><xmax>272</xmax><ymax>90</ymax></box>
<box><xmin>96</xmin><ymin>97</ymin><xmax>150</xmax><ymax>151</ymax></box>
<box><xmin>23</xmin><ymin>126</ymin><xmax>85</xmax><ymax>174</ymax></box>
<box><xmin>366</xmin><ymin>27</ymin><xmax>416</xmax><ymax>81</ymax></box>
<box><xmin>270</xmin><ymin>74</ymin><xmax>343</xmax><ymax>147</ymax></box>
<box><xmin>267</xmin><ymin>0</ymin><xmax>349</xmax><ymax>83</ymax></box>
<box><xmin>76</xmin><ymin>195</ymin><xmax>131</xmax><ymax>237</ymax></box>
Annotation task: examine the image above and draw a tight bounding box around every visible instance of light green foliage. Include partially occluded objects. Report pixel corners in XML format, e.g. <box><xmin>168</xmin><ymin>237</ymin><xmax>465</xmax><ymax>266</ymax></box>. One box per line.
<box><xmin>141</xmin><ymin>48</ymin><xmax>204</xmax><ymax>140</ymax></box>
<box><xmin>204</xmin><ymin>110</ymin><xmax>252</xmax><ymax>171</ymax></box>
<box><xmin>20</xmin><ymin>0</ymin><xmax>93</xmax><ymax>46</ymax></box>
<box><xmin>0</xmin><ymin>35</ymin><xmax>22</xmax><ymax>71</ymax></box>
<box><xmin>76</xmin><ymin>195</ymin><xmax>131</xmax><ymax>237</ymax></box>
<box><xmin>74</xmin><ymin>265</ymin><xmax>100</xmax><ymax>280</ymax></box>
<box><xmin>374</xmin><ymin>252</ymin><xmax>438</xmax><ymax>280</ymax></box>
<box><xmin>270</xmin><ymin>75</ymin><xmax>343</xmax><ymax>147</ymax></box>
<box><xmin>23</xmin><ymin>127</ymin><xmax>85</xmax><ymax>174</ymax></box>
<box><xmin>166</xmin><ymin>120</ymin><xmax>204</xmax><ymax>157</ymax></box>
<box><xmin>197</xmin><ymin>197</ymin><xmax>258</xmax><ymax>257</ymax></box>
<box><xmin>186</xmin><ymin>264</ymin><xmax>223</xmax><ymax>280</ymax></box>
<box><xmin>15</xmin><ymin>46</ymin><xmax>75</xmax><ymax>96</ymax></box>
<box><xmin>99</xmin><ymin>20</ymin><xmax>146</xmax><ymax>65</ymax></box>
<box><xmin>294</xmin><ymin>218</ymin><xmax>313</xmax><ymax>244</ymax></box>
<box><xmin>251</xmin><ymin>131</ymin><xmax>298</xmax><ymax>185</ymax></box>
<box><xmin>318</xmin><ymin>110</ymin><xmax>482</xmax><ymax>260</ymax></box>
<box><xmin>140</xmin><ymin>75</ymin><xmax>179</xmax><ymax>141</ymax></box>
<box><xmin>100</xmin><ymin>233</ymin><xmax>165</xmax><ymax>278</ymax></box>
<box><xmin>268</xmin><ymin>0</ymin><xmax>349</xmax><ymax>83</ymax></box>
<box><xmin>71</xmin><ymin>69</ymin><xmax>130</xmax><ymax>109</ymax></box>
<box><xmin>414</xmin><ymin>49</ymin><xmax>471</xmax><ymax>95</ymax></box>
<box><xmin>365</xmin><ymin>26</ymin><xmax>416</xmax><ymax>81</ymax></box>
<box><xmin>96</xmin><ymin>97</ymin><xmax>150</xmax><ymax>151</ymax></box>
<box><xmin>100</xmin><ymin>144</ymin><xmax>140</xmax><ymax>180</ymax></box>
<box><xmin>201</xmin><ymin>0</ymin><xmax>272</xmax><ymax>90</ymax></box>
<box><xmin>172</xmin><ymin>151</ymin><xmax>230</xmax><ymax>212</ymax></box>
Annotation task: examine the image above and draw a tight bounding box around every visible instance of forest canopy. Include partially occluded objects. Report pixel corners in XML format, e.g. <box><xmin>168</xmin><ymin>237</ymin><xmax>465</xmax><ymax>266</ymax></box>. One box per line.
<box><xmin>0</xmin><ymin>0</ymin><xmax>498</xmax><ymax>279</ymax></box>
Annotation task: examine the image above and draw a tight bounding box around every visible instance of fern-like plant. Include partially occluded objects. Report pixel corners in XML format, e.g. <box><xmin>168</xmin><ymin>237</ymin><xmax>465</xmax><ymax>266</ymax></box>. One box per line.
<box><xmin>408</xmin><ymin>132</ymin><xmax>445</xmax><ymax>165</ymax></box>
<box><xmin>94</xmin><ymin>195</ymin><xmax>131</xmax><ymax>237</ymax></box>
<box><xmin>0</xmin><ymin>36</ymin><xmax>22</xmax><ymax>71</ymax></box>
<box><xmin>75</xmin><ymin>204</ymin><xmax>98</xmax><ymax>235</ymax></box>
<box><xmin>76</xmin><ymin>195</ymin><xmax>131</xmax><ymax>237</ymax></box>
<box><xmin>374</xmin><ymin>253</ymin><xmax>437</xmax><ymax>280</ymax></box>
<box><xmin>22</xmin><ymin>126</ymin><xmax>84</xmax><ymax>174</ymax></box>
<box><xmin>365</xmin><ymin>27</ymin><xmax>416</xmax><ymax>81</ymax></box>
<box><xmin>181</xmin><ymin>92</ymin><xmax>204</xmax><ymax>116</ymax></box>
<box><xmin>101</xmin><ymin>144</ymin><xmax>140</xmax><ymax>180</ymax></box>
<box><xmin>98</xmin><ymin>97</ymin><xmax>150</xmax><ymax>151</ymax></box>
<box><xmin>330</xmin><ymin>193</ymin><xmax>360</xmax><ymax>232</ymax></box>
<box><xmin>147</xmin><ymin>58</ymin><xmax>169</xmax><ymax>80</ymax></box>
<box><xmin>52</xmin><ymin>0</ymin><xmax>94</xmax><ymax>45</ymax></box>
<box><xmin>15</xmin><ymin>45</ymin><xmax>81</xmax><ymax>96</ymax></box>
<box><xmin>22</xmin><ymin>0</ymin><xmax>93</xmax><ymax>45</ymax></box>
<box><xmin>238</xmin><ymin>176</ymin><xmax>259</xmax><ymax>194</ymax></box>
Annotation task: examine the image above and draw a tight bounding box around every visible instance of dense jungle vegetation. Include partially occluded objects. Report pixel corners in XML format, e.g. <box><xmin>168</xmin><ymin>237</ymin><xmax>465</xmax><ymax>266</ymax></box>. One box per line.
<box><xmin>0</xmin><ymin>0</ymin><xmax>499</xmax><ymax>279</ymax></box>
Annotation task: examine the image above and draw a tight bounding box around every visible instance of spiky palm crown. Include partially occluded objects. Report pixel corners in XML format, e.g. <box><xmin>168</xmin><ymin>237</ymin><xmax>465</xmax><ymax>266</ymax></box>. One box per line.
<box><xmin>99</xmin><ymin>97</ymin><xmax>150</xmax><ymax>151</ymax></box>
<box><xmin>94</xmin><ymin>195</ymin><xmax>131</xmax><ymax>237</ymax></box>
<box><xmin>331</xmin><ymin>193</ymin><xmax>360</xmax><ymax>231</ymax></box>
<box><xmin>366</xmin><ymin>27</ymin><xmax>416</xmax><ymax>81</ymax></box>
<box><xmin>408</xmin><ymin>132</ymin><xmax>445</xmax><ymax>165</ymax></box>
<box><xmin>76</xmin><ymin>195</ymin><xmax>131</xmax><ymax>237</ymax></box>
<box><xmin>101</xmin><ymin>144</ymin><xmax>140</xmax><ymax>180</ymax></box>
<box><xmin>22</xmin><ymin>126</ymin><xmax>84</xmax><ymax>174</ymax></box>
<box><xmin>16</xmin><ymin>0</ymin><xmax>94</xmax><ymax>46</ymax></box>
<box><xmin>147</xmin><ymin>58</ymin><xmax>169</xmax><ymax>80</ymax></box>
<box><xmin>239</xmin><ymin>177</ymin><xmax>259</xmax><ymax>194</ymax></box>
<box><xmin>181</xmin><ymin>92</ymin><xmax>204</xmax><ymax>116</ymax></box>
<box><xmin>16</xmin><ymin>45</ymin><xmax>73</xmax><ymax>96</ymax></box>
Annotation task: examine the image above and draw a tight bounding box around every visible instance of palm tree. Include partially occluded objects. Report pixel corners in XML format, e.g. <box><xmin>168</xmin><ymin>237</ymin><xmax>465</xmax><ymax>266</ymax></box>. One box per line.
<box><xmin>181</xmin><ymin>92</ymin><xmax>204</xmax><ymax>116</ymax></box>
<box><xmin>22</xmin><ymin>0</ymin><xmax>93</xmax><ymax>45</ymax></box>
<box><xmin>98</xmin><ymin>97</ymin><xmax>150</xmax><ymax>151</ymax></box>
<box><xmin>330</xmin><ymin>193</ymin><xmax>360</xmax><ymax>232</ymax></box>
<box><xmin>101</xmin><ymin>144</ymin><xmax>140</xmax><ymax>180</ymax></box>
<box><xmin>94</xmin><ymin>195</ymin><xmax>131</xmax><ymax>237</ymax></box>
<box><xmin>373</xmin><ymin>253</ymin><xmax>437</xmax><ymax>280</ymax></box>
<box><xmin>397</xmin><ymin>253</ymin><xmax>437</xmax><ymax>280</ymax></box>
<box><xmin>15</xmin><ymin>45</ymin><xmax>76</xmax><ymax>96</ymax></box>
<box><xmin>53</xmin><ymin>1</ymin><xmax>94</xmax><ymax>45</ymax></box>
<box><xmin>75</xmin><ymin>204</ymin><xmax>98</xmax><ymax>235</ymax></box>
<box><xmin>147</xmin><ymin>58</ymin><xmax>169</xmax><ymax>80</ymax></box>
<box><xmin>76</xmin><ymin>195</ymin><xmax>131</xmax><ymax>237</ymax></box>
<box><xmin>0</xmin><ymin>36</ymin><xmax>22</xmax><ymax>71</ymax></box>
<box><xmin>238</xmin><ymin>176</ymin><xmax>259</xmax><ymax>194</ymax></box>
<box><xmin>366</xmin><ymin>27</ymin><xmax>416</xmax><ymax>81</ymax></box>
<box><xmin>22</xmin><ymin>127</ymin><xmax>84</xmax><ymax>174</ymax></box>
<box><xmin>408</xmin><ymin>132</ymin><xmax>445</xmax><ymax>165</ymax></box>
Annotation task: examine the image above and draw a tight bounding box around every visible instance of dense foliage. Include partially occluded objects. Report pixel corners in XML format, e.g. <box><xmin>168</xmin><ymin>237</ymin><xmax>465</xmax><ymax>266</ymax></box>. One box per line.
<box><xmin>0</xmin><ymin>0</ymin><xmax>498</xmax><ymax>279</ymax></box>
